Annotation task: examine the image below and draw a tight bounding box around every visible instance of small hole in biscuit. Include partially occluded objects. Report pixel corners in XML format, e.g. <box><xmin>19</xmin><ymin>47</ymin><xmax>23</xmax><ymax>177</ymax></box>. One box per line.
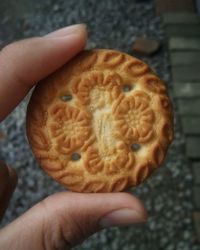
<box><xmin>122</xmin><ymin>85</ymin><xmax>132</xmax><ymax>92</ymax></box>
<box><xmin>130</xmin><ymin>143</ymin><xmax>141</xmax><ymax>151</ymax></box>
<box><xmin>71</xmin><ymin>153</ymin><xmax>81</xmax><ymax>161</ymax></box>
<box><xmin>60</xmin><ymin>94</ymin><xmax>72</xmax><ymax>102</ymax></box>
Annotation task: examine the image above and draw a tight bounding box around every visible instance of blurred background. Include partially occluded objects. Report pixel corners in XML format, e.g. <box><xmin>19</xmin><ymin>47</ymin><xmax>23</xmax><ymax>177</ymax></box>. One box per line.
<box><xmin>0</xmin><ymin>0</ymin><xmax>200</xmax><ymax>249</ymax></box>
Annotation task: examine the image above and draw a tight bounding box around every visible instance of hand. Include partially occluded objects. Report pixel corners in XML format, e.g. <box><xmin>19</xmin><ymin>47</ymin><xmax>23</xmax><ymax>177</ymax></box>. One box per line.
<box><xmin>0</xmin><ymin>24</ymin><xmax>147</xmax><ymax>250</ymax></box>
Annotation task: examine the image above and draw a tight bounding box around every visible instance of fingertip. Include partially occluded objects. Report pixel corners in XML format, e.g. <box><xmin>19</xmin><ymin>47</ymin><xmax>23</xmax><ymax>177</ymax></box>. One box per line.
<box><xmin>95</xmin><ymin>192</ymin><xmax>147</xmax><ymax>229</ymax></box>
<box><xmin>112</xmin><ymin>192</ymin><xmax>148</xmax><ymax>221</ymax></box>
<box><xmin>48</xmin><ymin>191</ymin><xmax>148</xmax><ymax>222</ymax></box>
<box><xmin>44</xmin><ymin>24</ymin><xmax>87</xmax><ymax>38</ymax></box>
<box><xmin>44</xmin><ymin>23</ymin><xmax>87</xmax><ymax>50</ymax></box>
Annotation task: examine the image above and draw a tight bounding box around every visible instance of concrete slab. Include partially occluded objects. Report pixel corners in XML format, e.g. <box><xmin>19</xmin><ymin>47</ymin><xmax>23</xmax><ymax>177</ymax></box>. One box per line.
<box><xmin>186</xmin><ymin>137</ymin><xmax>200</xmax><ymax>159</ymax></box>
<box><xmin>163</xmin><ymin>13</ymin><xmax>200</xmax><ymax>24</ymax></box>
<box><xmin>182</xmin><ymin>117</ymin><xmax>200</xmax><ymax>135</ymax></box>
<box><xmin>172</xmin><ymin>65</ymin><xmax>200</xmax><ymax>82</ymax></box>
<box><xmin>169</xmin><ymin>37</ymin><xmax>200</xmax><ymax>51</ymax></box>
<box><xmin>170</xmin><ymin>51</ymin><xmax>200</xmax><ymax>66</ymax></box>
<box><xmin>155</xmin><ymin>0</ymin><xmax>195</xmax><ymax>14</ymax></box>
<box><xmin>174</xmin><ymin>82</ymin><xmax>200</xmax><ymax>98</ymax></box>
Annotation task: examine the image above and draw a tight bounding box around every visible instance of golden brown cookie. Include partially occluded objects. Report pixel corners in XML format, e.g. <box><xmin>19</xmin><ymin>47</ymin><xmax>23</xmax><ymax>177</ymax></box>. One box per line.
<box><xmin>26</xmin><ymin>49</ymin><xmax>173</xmax><ymax>193</ymax></box>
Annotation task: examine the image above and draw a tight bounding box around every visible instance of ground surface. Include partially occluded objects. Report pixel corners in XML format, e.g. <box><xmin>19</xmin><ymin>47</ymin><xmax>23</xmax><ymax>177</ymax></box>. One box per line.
<box><xmin>0</xmin><ymin>0</ymin><xmax>199</xmax><ymax>249</ymax></box>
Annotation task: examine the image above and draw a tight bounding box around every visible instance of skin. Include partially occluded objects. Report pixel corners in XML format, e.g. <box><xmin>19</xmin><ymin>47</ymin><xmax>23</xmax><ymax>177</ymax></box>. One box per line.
<box><xmin>0</xmin><ymin>24</ymin><xmax>147</xmax><ymax>250</ymax></box>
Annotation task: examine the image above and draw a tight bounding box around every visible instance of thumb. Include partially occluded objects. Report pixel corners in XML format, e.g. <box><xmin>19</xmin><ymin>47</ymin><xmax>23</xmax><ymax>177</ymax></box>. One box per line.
<box><xmin>0</xmin><ymin>192</ymin><xmax>147</xmax><ymax>250</ymax></box>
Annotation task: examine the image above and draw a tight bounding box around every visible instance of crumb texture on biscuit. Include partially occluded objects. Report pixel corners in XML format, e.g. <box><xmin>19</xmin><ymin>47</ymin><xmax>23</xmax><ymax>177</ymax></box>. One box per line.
<box><xmin>26</xmin><ymin>49</ymin><xmax>173</xmax><ymax>193</ymax></box>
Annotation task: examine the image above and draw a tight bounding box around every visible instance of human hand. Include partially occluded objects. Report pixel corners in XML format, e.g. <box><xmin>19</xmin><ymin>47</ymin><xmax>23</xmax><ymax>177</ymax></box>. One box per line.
<box><xmin>0</xmin><ymin>24</ymin><xmax>147</xmax><ymax>250</ymax></box>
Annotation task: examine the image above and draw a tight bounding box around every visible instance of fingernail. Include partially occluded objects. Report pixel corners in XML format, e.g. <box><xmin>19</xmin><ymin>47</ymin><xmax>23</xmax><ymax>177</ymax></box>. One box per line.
<box><xmin>99</xmin><ymin>209</ymin><xmax>147</xmax><ymax>228</ymax></box>
<box><xmin>44</xmin><ymin>24</ymin><xmax>87</xmax><ymax>38</ymax></box>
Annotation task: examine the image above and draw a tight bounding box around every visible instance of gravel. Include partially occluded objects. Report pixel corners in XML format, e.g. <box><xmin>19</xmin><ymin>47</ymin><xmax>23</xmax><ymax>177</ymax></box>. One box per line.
<box><xmin>0</xmin><ymin>0</ymin><xmax>199</xmax><ymax>249</ymax></box>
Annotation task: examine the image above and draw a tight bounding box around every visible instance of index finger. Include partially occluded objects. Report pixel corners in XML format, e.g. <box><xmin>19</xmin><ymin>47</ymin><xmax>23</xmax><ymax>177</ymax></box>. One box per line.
<box><xmin>0</xmin><ymin>24</ymin><xmax>87</xmax><ymax>121</ymax></box>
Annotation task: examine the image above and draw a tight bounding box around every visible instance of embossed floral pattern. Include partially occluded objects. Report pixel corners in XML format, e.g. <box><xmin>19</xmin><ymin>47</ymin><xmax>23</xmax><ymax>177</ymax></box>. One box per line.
<box><xmin>114</xmin><ymin>91</ymin><xmax>155</xmax><ymax>143</ymax></box>
<box><xmin>72</xmin><ymin>72</ymin><xmax>122</xmax><ymax>108</ymax></box>
<box><xmin>84</xmin><ymin>142</ymin><xmax>135</xmax><ymax>175</ymax></box>
<box><xmin>49</xmin><ymin>104</ymin><xmax>91</xmax><ymax>154</ymax></box>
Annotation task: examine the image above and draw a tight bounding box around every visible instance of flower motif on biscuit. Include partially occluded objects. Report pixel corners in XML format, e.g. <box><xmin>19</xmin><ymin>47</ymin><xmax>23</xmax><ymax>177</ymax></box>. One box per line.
<box><xmin>84</xmin><ymin>141</ymin><xmax>135</xmax><ymax>175</ymax></box>
<box><xmin>72</xmin><ymin>72</ymin><xmax>122</xmax><ymax>108</ymax></box>
<box><xmin>49</xmin><ymin>104</ymin><xmax>91</xmax><ymax>154</ymax></box>
<box><xmin>114</xmin><ymin>92</ymin><xmax>155</xmax><ymax>143</ymax></box>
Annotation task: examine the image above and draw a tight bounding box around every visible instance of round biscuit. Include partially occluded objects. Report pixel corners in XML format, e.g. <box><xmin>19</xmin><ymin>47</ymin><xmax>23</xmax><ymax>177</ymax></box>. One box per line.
<box><xmin>26</xmin><ymin>49</ymin><xmax>173</xmax><ymax>193</ymax></box>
